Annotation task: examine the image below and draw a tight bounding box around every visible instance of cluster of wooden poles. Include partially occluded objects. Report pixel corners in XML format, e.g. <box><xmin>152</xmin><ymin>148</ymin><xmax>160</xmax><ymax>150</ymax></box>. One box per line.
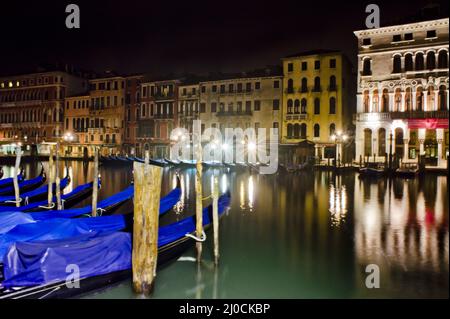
<box><xmin>10</xmin><ymin>144</ymin><xmax>100</xmax><ymax>214</ymax></box>
<box><xmin>133</xmin><ymin>144</ymin><xmax>220</xmax><ymax>296</ymax></box>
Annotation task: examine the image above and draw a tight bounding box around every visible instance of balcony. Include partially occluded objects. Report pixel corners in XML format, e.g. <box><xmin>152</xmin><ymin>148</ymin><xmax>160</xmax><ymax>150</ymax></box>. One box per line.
<box><xmin>354</xmin><ymin>110</ymin><xmax>448</xmax><ymax>122</ymax></box>
<box><xmin>299</xmin><ymin>87</ymin><xmax>308</xmax><ymax>93</ymax></box>
<box><xmin>285</xmin><ymin>113</ymin><xmax>308</xmax><ymax>121</ymax></box>
<box><xmin>153</xmin><ymin>113</ymin><xmax>175</xmax><ymax>119</ymax></box>
<box><xmin>285</xmin><ymin>88</ymin><xmax>295</xmax><ymax>94</ymax></box>
<box><xmin>216</xmin><ymin>110</ymin><xmax>252</xmax><ymax>116</ymax></box>
<box><xmin>312</xmin><ymin>86</ymin><xmax>322</xmax><ymax>93</ymax></box>
<box><xmin>154</xmin><ymin>92</ymin><xmax>175</xmax><ymax>100</ymax></box>
<box><xmin>391</xmin><ymin>110</ymin><xmax>448</xmax><ymax>120</ymax></box>
<box><xmin>328</xmin><ymin>85</ymin><xmax>337</xmax><ymax>92</ymax></box>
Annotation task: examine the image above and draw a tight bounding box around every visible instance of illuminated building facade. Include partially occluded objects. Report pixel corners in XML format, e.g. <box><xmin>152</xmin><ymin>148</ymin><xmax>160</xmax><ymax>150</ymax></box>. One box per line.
<box><xmin>354</xmin><ymin>18</ymin><xmax>449</xmax><ymax>167</ymax></box>
<box><xmin>123</xmin><ymin>75</ymin><xmax>143</xmax><ymax>156</ymax></box>
<box><xmin>281</xmin><ymin>50</ymin><xmax>354</xmax><ymax>164</ymax></box>
<box><xmin>198</xmin><ymin>70</ymin><xmax>282</xmax><ymax>145</ymax></box>
<box><xmin>0</xmin><ymin>70</ymin><xmax>86</xmax><ymax>153</ymax></box>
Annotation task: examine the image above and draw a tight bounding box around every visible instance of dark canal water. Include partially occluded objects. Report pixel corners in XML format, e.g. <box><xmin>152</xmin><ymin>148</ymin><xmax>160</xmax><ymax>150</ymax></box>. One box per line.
<box><xmin>2</xmin><ymin>161</ymin><xmax>448</xmax><ymax>298</ymax></box>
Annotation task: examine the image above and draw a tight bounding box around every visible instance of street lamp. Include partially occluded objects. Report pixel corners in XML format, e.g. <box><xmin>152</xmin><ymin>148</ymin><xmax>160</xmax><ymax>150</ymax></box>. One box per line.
<box><xmin>331</xmin><ymin>131</ymin><xmax>348</xmax><ymax>168</ymax></box>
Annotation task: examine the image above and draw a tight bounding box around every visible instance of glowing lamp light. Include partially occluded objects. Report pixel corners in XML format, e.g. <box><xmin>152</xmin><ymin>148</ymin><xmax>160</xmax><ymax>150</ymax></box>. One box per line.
<box><xmin>343</xmin><ymin>135</ymin><xmax>348</xmax><ymax>141</ymax></box>
<box><xmin>331</xmin><ymin>134</ymin><xmax>337</xmax><ymax>141</ymax></box>
<box><xmin>247</xmin><ymin>142</ymin><xmax>256</xmax><ymax>151</ymax></box>
<box><xmin>222</xmin><ymin>143</ymin><xmax>229</xmax><ymax>150</ymax></box>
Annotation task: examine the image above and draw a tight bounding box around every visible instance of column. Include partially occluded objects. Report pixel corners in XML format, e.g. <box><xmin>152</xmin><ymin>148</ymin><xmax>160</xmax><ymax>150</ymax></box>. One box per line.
<box><xmin>412</xmin><ymin>90</ymin><xmax>417</xmax><ymax>111</ymax></box>
<box><xmin>401</xmin><ymin>91</ymin><xmax>406</xmax><ymax>112</ymax></box>
<box><xmin>321</xmin><ymin>147</ymin><xmax>325</xmax><ymax>161</ymax></box>
<box><xmin>447</xmin><ymin>90</ymin><xmax>449</xmax><ymax>110</ymax></box>
<box><xmin>315</xmin><ymin>145</ymin><xmax>319</xmax><ymax>158</ymax></box>
<box><xmin>369</xmin><ymin>93</ymin><xmax>373</xmax><ymax>113</ymax></box>
<box><xmin>403</xmin><ymin>139</ymin><xmax>409</xmax><ymax>162</ymax></box>
<box><xmin>389</xmin><ymin>93</ymin><xmax>394</xmax><ymax>112</ymax></box>
<box><xmin>437</xmin><ymin>128</ymin><xmax>444</xmax><ymax>167</ymax></box>
<box><xmin>423</xmin><ymin>91</ymin><xmax>428</xmax><ymax>111</ymax></box>
<box><xmin>434</xmin><ymin>90</ymin><xmax>439</xmax><ymax>111</ymax></box>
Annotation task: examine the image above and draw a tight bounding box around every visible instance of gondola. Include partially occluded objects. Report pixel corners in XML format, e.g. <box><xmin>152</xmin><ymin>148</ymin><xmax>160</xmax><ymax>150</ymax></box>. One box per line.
<box><xmin>0</xmin><ymin>170</ymin><xmax>25</xmax><ymax>189</ymax></box>
<box><xmin>179</xmin><ymin>159</ymin><xmax>197</xmax><ymax>167</ymax></box>
<box><xmin>395</xmin><ymin>162</ymin><xmax>419</xmax><ymax>178</ymax></box>
<box><xmin>0</xmin><ymin>174</ymin><xmax>70</xmax><ymax>207</ymax></box>
<box><xmin>358</xmin><ymin>162</ymin><xmax>386</xmax><ymax>177</ymax></box>
<box><xmin>1</xmin><ymin>180</ymin><xmax>99</xmax><ymax>213</ymax></box>
<box><xmin>0</xmin><ymin>177</ymin><xmax>181</xmax><ymax>235</ymax></box>
<box><xmin>224</xmin><ymin>162</ymin><xmax>236</xmax><ymax>169</ymax></box>
<box><xmin>0</xmin><ymin>168</ymin><xmax>46</xmax><ymax>197</ymax></box>
<box><xmin>203</xmin><ymin>161</ymin><xmax>224</xmax><ymax>168</ymax></box>
<box><xmin>164</xmin><ymin>158</ymin><xmax>181</xmax><ymax>166</ymax></box>
<box><xmin>0</xmin><ymin>167</ymin><xmax>3</xmax><ymax>180</ymax></box>
<box><xmin>0</xmin><ymin>193</ymin><xmax>230</xmax><ymax>299</ymax></box>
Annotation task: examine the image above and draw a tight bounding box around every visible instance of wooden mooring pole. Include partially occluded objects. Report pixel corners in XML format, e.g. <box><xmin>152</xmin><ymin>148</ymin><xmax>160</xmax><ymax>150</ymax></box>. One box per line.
<box><xmin>92</xmin><ymin>147</ymin><xmax>99</xmax><ymax>216</ymax></box>
<box><xmin>132</xmin><ymin>161</ymin><xmax>162</xmax><ymax>295</ymax></box>
<box><xmin>55</xmin><ymin>143</ymin><xmax>62</xmax><ymax>210</ymax></box>
<box><xmin>195</xmin><ymin>141</ymin><xmax>203</xmax><ymax>263</ymax></box>
<box><xmin>47</xmin><ymin>146</ymin><xmax>54</xmax><ymax>206</ymax></box>
<box><xmin>13</xmin><ymin>146</ymin><xmax>22</xmax><ymax>207</ymax></box>
<box><xmin>212</xmin><ymin>176</ymin><xmax>220</xmax><ymax>266</ymax></box>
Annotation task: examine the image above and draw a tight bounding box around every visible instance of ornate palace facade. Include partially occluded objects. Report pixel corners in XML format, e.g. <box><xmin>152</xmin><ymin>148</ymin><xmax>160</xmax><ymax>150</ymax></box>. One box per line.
<box><xmin>354</xmin><ymin>18</ymin><xmax>449</xmax><ymax>167</ymax></box>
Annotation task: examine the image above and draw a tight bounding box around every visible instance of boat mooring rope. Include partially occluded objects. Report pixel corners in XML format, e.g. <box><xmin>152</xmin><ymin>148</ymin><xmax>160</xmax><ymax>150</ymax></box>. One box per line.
<box><xmin>5</xmin><ymin>198</ymin><xmax>22</xmax><ymax>204</ymax></box>
<box><xmin>38</xmin><ymin>202</ymin><xmax>55</xmax><ymax>210</ymax></box>
<box><xmin>185</xmin><ymin>230</ymin><xmax>207</xmax><ymax>242</ymax></box>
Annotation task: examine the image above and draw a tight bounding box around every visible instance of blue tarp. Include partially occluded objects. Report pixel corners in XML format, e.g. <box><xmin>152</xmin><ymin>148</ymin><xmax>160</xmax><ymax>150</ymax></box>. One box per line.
<box><xmin>1</xmin><ymin>194</ymin><xmax>230</xmax><ymax>288</ymax></box>
<box><xmin>0</xmin><ymin>174</ymin><xmax>45</xmax><ymax>195</ymax></box>
<box><xmin>0</xmin><ymin>185</ymin><xmax>180</xmax><ymax>235</ymax></box>
<box><xmin>0</xmin><ymin>175</ymin><xmax>70</xmax><ymax>204</ymax></box>
<box><xmin>0</xmin><ymin>180</ymin><xmax>94</xmax><ymax>212</ymax></box>
<box><xmin>2</xmin><ymin>232</ymin><xmax>131</xmax><ymax>288</ymax></box>
<box><xmin>0</xmin><ymin>215</ymin><xmax>127</xmax><ymax>261</ymax></box>
<box><xmin>0</xmin><ymin>174</ymin><xmax>24</xmax><ymax>188</ymax></box>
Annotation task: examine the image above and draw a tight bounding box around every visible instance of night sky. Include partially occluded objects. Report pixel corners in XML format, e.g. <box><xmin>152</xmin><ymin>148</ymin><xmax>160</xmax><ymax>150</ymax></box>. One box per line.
<box><xmin>0</xmin><ymin>0</ymin><xmax>448</xmax><ymax>77</ymax></box>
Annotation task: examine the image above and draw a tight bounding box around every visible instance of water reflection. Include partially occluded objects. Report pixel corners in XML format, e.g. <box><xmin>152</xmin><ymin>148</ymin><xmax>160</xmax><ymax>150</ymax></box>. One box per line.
<box><xmin>1</xmin><ymin>161</ymin><xmax>447</xmax><ymax>298</ymax></box>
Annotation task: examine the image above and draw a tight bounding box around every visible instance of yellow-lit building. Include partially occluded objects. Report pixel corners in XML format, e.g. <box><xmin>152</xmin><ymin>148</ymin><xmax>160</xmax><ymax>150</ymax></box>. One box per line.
<box><xmin>281</xmin><ymin>50</ymin><xmax>354</xmax><ymax>164</ymax></box>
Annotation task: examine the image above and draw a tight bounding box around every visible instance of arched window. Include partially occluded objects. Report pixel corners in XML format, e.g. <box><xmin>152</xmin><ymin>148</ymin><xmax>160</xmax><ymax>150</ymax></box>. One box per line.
<box><xmin>287</xmin><ymin>79</ymin><xmax>294</xmax><ymax>93</ymax></box>
<box><xmin>293</xmin><ymin>124</ymin><xmax>300</xmax><ymax>138</ymax></box>
<box><xmin>300</xmin><ymin>98</ymin><xmax>307</xmax><ymax>113</ymax></box>
<box><xmin>393</xmin><ymin>55</ymin><xmax>401</xmax><ymax>73</ymax></box>
<box><xmin>329</xmin><ymin>97</ymin><xmax>336</xmax><ymax>114</ymax></box>
<box><xmin>438</xmin><ymin>50</ymin><xmax>448</xmax><ymax>69</ymax></box>
<box><xmin>415</xmin><ymin>53</ymin><xmax>424</xmax><ymax>70</ymax></box>
<box><xmin>394</xmin><ymin>88</ymin><xmax>402</xmax><ymax>111</ymax></box>
<box><xmin>329</xmin><ymin>76</ymin><xmax>336</xmax><ymax>90</ymax></box>
<box><xmin>314</xmin><ymin>98</ymin><xmax>320</xmax><ymax>114</ymax></box>
<box><xmin>363</xmin><ymin>90</ymin><xmax>370</xmax><ymax>112</ymax></box>
<box><xmin>426</xmin><ymin>51</ymin><xmax>436</xmax><ymax>70</ymax></box>
<box><xmin>364</xmin><ymin>128</ymin><xmax>372</xmax><ymax>156</ymax></box>
<box><xmin>313</xmin><ymin>77</ymin><xmax>321</xmax><ymax>92</ymax></box>
<box><xmin>287</xmin><ymin>124</ymin><xmax>293</xmax><ymax>138</ymax></box>
<box><xmin>439</xmin><ymin>85</ymin><xmax>447</xmax><ymax>111</ymax></box>
<box><xmin>381</xmin><ymin>89</ymin><xmax>389</xmax><ymax>112</ymax></box>
<box><xmin>314</xmin><ymin>124</ymin><xmax>320</xmax><ymax>138</ymax></box>
<box><xmin>362</xmin><ymin>58</ymin><xmax>371</xmax><ymax>75</ymax></box>
<box><xmin>405</xmin><ymin>53</ymin><xmax>413</xmax><ymax>71</ymax></box>
<box><xmin>372</xmin><ymin>90</ymin><xmax>379</xmax><ymax>112</ymax></box>
<box><xmin>378</xmin><ymin>128</ymin><xmax>386</xmax><ymax>156</ymax></box>
<box><xmin>136</xmin><ymin>107</ymin><xmax>140</xmax><ymax>120</ymax></box>
<box><xmin>300</xmin><ymin>124</ymin><xmax>307</xmax><ymax>139</ymax></box>
<box><xmin>294</xmin><ymin>99</ymin><xmax>300</xmax><ymax>113</ymax></box>
<box><xmin>301</xmin><ymin>78</ymin><xmax>308</xmax><ymax>92</ymax></box>
<box><xmin>287</xmin><ymin>99</ymin><xmax>293</xmax><ymax>113</ymax></box>
<box><xmin>405</xmin><ymin>88</ymin><xmax>412</xmax><ymax>111</ymax></box>
<box><xmin>416</xmin><ymin>87</ymin><xmax>424</xmax><ymax>111</ymax></box>
<box><xmin>329</xmin><ymin>123</ymin><xmax>336</xmax><ymax>137</ymax></box>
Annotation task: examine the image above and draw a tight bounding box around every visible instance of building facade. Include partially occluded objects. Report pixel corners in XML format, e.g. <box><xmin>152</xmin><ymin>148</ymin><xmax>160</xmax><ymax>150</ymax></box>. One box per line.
<box><xmin>178</xmin><ymin>82</ymin><xmax>200</xmax><ymax>134</ymax></box>
<box><xmin>137</xmin><ymin>79</ymin><xmax>180</xmax><ymax>158</ymax></box>
<box><xmin>354</xmin><ymin>18</ymin><xmax>449</xmax><ymax>168</ymax></box>
<box><xmin>198</xmin><ymin>72</ymin><xmax>282</xmax><ymax>147</ymax></box>
<box><xmin>281</xmin><ymin>50</ymin><xmax>354</xmax><ymax>164</ymax></box>
<box><xmin>123</xmin><ymin>75</ymin><xmax>143</xmax><ymax>156</ymax></box>
<box><xmin>0</xmin><ymin>70</ymin><xmax>86</xmax><ymax>154</ymax></box>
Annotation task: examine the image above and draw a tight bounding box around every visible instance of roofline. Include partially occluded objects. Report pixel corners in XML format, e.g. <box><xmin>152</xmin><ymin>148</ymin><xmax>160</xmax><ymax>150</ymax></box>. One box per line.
<box><xmin>354</xmin><ymin>17</ymin><xmax>449</xmax><ymax>37</ymax></box>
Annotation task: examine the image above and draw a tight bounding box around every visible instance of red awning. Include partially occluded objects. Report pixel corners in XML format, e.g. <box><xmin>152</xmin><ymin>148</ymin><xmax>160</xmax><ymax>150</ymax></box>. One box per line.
<box><xmin>407</xmin><ymin>119</ymin><xmax>448</xmax><ymax>129</ymax></box>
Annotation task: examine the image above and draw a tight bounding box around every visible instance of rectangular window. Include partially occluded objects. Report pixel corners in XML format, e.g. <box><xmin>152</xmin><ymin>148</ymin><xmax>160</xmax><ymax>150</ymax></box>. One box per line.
<box><xmin>246</xmin><ymin>82</ymin><xmax>251</xmax><ymax>92</ymax></box>
<box><xmin>201</xmin><ymin>86</ymin><xmax>206</xmax><ymax>93</ymax></box>
<box><xmin>220</xmin><ymin>85</ymin><xmax>225</xmax><ymax>93</ymax></box>
<box><xmin>237</xmin><ymin>83</ymin><xmax>243</xmax><ymax>92</ymax></box>
<box><xmin>254</xmin><ymin>100</ymin><xmax>261</xmax><ymax>111</ymax></box>
<box><xmin>228</xmin><ymin>84</ymin><xmax>234</xmax><ymax>93</ymax></box>
<box><xmin>287</xmin><ymin>63</ymin><xmax>293</xmax><ymax>72</ymax></box>
<box><xmin>392</xmin><ymin>34</ymin><xmax>402</xmax><ymax>42</ymax></box>
<box><xmin>404</xmin><ymin>33</ymin><xmax>413</xmax><ymax>41</ymax></box>
<box><xmin>211</xmin><ymin>102</ymin><xmax>217</xmax><ymax>113</ymax></box>
<box><xmin>273</xmin><ymin>80</ymin><xmax>280</xmax><ymax>88</ymax></box>
<box><xmin>426</xmin><ymin>30</ymin><xmax>437</xmax><ymax>38</ymax></box>
<box><xmin>212</xmin><ymin>85</ymin><xmax>217</xmax><ymax>93</ymax></box>
<box><xmin>301</xmin><ymin>62</ymin><xmax>307</xmax><ymax>70</ymax></box>
<box><xmin>362</xmin><ymin>38</ymin><xmax>371</xmax><ymax>46</ymax></box>
<box><xmin>200</xmin><ymin>103</ymin><xmax>206</xmax><ymax>113</ymax></box>
<box><xmin>245</xmin><ymin>101</ymin><xmax>251</xmax><ymax>112</ymax></box>
<box><xmin>273</xmin><ymin>122</ymin><xmax>279</xmax><ymax>129</ymax></box>
<box><xmin>273</xmin><ymin>99</ymin><xmax>280</xmax><ymax>110</ymax></box>
<box><xmin>330</xmin><ymin>59</ymin><xmax>336</xmax><ymax>68</ymax></box>
<box><xmin>255</xmin><ymin>82</ymin><xmax>261</xmax><ymax>90</ymax></box>
<box><xmin>314</xmin><ymin>60</ymin><xmax>320</xmax><ymax>70</ymax></box>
